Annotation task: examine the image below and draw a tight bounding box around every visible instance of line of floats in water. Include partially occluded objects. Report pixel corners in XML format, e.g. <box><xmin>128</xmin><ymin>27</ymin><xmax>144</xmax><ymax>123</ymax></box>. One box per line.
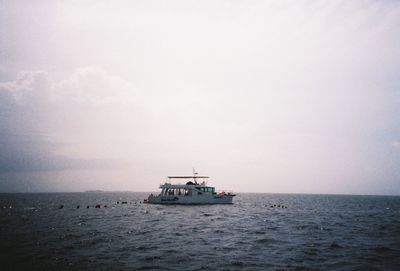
<box><xmin>58</xmin><ymin>201</ymin><xmax>143</xmax><ymax>209</ymax></box>
<box><xmin>266</xmin><ymin>204</ymin><xmax>288</xmax><ymax>208</ymax></box>
<box><xmin>1</xmin><ymin>202</ymin><xmax>289</xmax><ymax>209</ymax></box>
<box><xmin>56</xmin><ymin>202</ymin><xmax>289</xmax><ymax>209</ymax></box>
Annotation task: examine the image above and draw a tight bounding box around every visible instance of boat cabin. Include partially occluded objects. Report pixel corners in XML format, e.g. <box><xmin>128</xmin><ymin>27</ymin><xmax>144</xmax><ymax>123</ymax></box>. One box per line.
<box><xmin>145</xmin><ymin>173</ymin><xmax>235</xmax><ymax>204</ymax></box>
<box><xmin>159</xmin><ymin>175</ymin><xmax>215</xmax><ymax>196</ymax></box>
<box><xmin>160</xmin><ymin>186</ymin><xmax>215</xmax><ymax>196</ymax></box>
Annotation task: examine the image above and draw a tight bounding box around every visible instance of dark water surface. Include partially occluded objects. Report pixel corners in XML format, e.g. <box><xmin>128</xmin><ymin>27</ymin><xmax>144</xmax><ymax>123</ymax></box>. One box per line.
<box><xmin>1</xmin><ymin>193</ymin><xmax>399</xmax><ymax>270</ymax></box>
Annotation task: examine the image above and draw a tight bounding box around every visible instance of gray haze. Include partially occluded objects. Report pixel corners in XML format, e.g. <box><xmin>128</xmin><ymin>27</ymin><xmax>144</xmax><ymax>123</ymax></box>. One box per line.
<box><xmin>0</xmin><ymin>0</ymin><xmax>399</xmax><ymax>194</ymax></box>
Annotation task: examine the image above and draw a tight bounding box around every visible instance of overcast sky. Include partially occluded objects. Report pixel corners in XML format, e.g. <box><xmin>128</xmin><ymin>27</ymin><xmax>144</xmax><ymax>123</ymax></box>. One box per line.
<box><xmin>0</xmin><ymin>0</ymin><xmax>399</xmax><ymax>194</ymax></box>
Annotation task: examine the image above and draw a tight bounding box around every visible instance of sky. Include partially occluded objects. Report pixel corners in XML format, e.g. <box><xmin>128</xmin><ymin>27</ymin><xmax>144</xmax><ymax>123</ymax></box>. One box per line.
<box><xmin>0</xmin><ymin>0</ymin><xmax>399</xmax><ymax>194</ymax></box>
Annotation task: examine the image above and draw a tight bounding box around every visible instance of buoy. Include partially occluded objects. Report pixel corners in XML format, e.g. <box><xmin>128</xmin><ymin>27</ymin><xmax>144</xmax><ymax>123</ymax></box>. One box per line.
<box><xmin>87</xmin><ymin>206</ymin><xmax>89</xmax><ymax>208</ymax></box>
<box><xmin>77</xmin><ymin>205</ymin><xmax>80</xmax><ymax>209</ymax></box>
<box><xmin>59</xmin><ymin>205</ymin><xmax>64</xmax><ymax>209</ymax></box>
<box><xmin>117</xmin><ymin>201</ymin><xmax>119</xmax><ymax>204</ymax></box>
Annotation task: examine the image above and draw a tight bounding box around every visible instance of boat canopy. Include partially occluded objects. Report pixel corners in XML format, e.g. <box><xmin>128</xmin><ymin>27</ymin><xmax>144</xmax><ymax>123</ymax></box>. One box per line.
<box><xmin>159</xmin><ymin>184</ymin><xmax>212</xmax><ymax>188</ymax></box>
<box><xmin>167</xmin><ymin>176</ymin><xmax>209</xmax><ymax>179</ymax></box>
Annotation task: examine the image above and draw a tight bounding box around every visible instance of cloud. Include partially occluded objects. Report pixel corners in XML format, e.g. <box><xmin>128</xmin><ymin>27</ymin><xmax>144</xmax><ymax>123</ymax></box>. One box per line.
<box><xmin>0</xmin><ymin>138</ymin><xmax>115</xmax><ymax>173</ymax></box>
<box><xmin>0</xmin><ymin>71</ymin><xmax>50</xmax><ymax>139</ymax></box>
<box><xmin>0</xmin><ymin>68</ymin><xmax>137</xmax><ymax>176</ymax></box>
<box><xmin>1</xmin><ymin>1</ymin><xmax>400</xmax><ymax>193</ymax></box>
<box><xmin>0</xmin><ymin>71</ymin><xmax>62</xmax><ymax>174</ymax></box>
<box><xmin>0</xmin><ymin>71</ymin><xmax>50</xmax><ymax>103</ymax></box>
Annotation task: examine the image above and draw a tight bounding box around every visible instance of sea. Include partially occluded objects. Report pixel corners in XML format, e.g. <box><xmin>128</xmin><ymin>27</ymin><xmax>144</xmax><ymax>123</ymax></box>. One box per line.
<box><xmin>0</xmin><ymin>193</ymin><xmax>399</xmax><ymax>271</ymax></box>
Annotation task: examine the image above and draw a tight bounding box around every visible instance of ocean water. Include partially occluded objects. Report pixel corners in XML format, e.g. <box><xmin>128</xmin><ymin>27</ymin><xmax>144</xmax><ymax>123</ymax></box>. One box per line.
<box><xmin>0</xmin><ymin>193</ymin><xmax>399</xmax><ymax>271</ymax></box>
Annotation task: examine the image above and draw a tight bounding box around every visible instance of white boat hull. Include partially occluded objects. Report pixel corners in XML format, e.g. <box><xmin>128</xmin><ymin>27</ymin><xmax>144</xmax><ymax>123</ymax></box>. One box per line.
<box><xmin>147</xmin><ymin>194</ymin><xmax>234</xmax><ymax>205</ymax></box>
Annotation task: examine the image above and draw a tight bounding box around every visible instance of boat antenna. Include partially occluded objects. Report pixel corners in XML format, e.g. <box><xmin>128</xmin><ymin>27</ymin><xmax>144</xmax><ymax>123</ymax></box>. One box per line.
<box><xmin>193</xmin><ymin>168</ymin><xmax>198</xmax><ymax>184</ymax></box>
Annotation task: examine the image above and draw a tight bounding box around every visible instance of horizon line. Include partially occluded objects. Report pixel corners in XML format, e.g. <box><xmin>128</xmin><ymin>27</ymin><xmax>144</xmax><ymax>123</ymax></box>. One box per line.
<box><xmin>0</xmin><ymin>190</ymin><xmax>399</xmax><ymax>197</ymax></box>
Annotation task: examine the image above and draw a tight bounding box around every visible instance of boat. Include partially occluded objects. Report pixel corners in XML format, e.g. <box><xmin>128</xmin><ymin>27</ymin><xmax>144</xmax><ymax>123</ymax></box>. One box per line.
<box><xmin>144</xmin><ymin>172</ymin><xmax>235</xmax><ymax>205</ymax></box>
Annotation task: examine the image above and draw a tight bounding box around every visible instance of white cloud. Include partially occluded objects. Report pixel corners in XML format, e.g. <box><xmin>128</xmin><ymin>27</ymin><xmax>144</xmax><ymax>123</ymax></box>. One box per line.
<box><xmin>1</xmin><ymin>67</ymin><xmax>140</xmax><ymax>106</ymax></box>
<box><xmin>0</xmin><ymin>71</ymin><xmax>50</xmax><ymax>104</ymax></box>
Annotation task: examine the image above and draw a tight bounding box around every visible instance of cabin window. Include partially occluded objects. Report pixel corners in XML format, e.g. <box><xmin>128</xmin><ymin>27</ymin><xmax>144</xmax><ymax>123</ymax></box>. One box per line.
<box><xmin>200</xmin><ymin>187</ymin><xmax>214</xmax><ymax>193</ymax></box>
